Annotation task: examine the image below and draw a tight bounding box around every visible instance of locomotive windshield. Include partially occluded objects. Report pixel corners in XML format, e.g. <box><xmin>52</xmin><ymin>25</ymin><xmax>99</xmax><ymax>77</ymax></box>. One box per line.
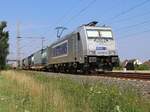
<box><xmin>87</xmin><ymin>30</ymin><xmax>113</xmax><ymax>39</ymax></box>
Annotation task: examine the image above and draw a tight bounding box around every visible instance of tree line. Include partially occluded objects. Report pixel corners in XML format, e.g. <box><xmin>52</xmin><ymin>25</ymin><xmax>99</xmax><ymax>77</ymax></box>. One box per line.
<box><xmin>0</xmin><ymin>21</ymin><xmax>9</xmax><ymax>70</ymax></box>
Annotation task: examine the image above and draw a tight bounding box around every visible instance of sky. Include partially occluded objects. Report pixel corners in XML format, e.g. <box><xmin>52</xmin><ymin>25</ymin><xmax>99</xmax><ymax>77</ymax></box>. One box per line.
<box><xmin>1</xmin><ymin>0</ymin><xmax>150</xmax><ymax>62</ymax></box>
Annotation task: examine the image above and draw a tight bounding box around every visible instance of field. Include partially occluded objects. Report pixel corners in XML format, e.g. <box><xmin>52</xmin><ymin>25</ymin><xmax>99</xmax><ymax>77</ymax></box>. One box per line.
<box><xmin>0</xmin><ymin>70</ymin><xmax>150</xmax><ymax>112</ymax></box>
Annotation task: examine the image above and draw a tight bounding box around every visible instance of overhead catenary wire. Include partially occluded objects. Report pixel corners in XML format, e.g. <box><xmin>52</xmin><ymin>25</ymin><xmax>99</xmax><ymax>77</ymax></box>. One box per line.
<box><xmin>43</xmin><ymin>0</ymin><xmax>97</xmax><ymax>40</ymax></box>
<box><xmin>115</xmin><ymin>20</ymin><xmax>150</xmax><ymax>40</ymax></box>
<box><xmin>118</xmin><ymin>28</ymin><xmax>150</xmax><ymax>40</ymax></box>
<box><xmin>115</xmin><ymin>19</ymin><xmax>150</xmax><ymax>31</ymax></box>
<box><xmin>54</xmin><ymin>0</ymin><xmax>85</xmax><ymax>27</ymax></box>
<box><xmin>107</xmin><ymin>1</ymin><xmax>150</xmax><ymax>40</ymax></box>
<box><xmin>110</xmin><ymin>0</ymin><xmax>150</xmax><ymax>21</ymax></box>
<box><xmin>111</xmin><ymin>10</ymin><xmax>150</xmax><ymax>24</ymax></box>
<box><xmin>39</xmin><ymin>0</ymin><xmax>85</xmax><ymax>41</ymax></box>
<box><xmin>64</xmin><ymin>0</ymin><xmax>97</xmax><ymax>25</ymax></box>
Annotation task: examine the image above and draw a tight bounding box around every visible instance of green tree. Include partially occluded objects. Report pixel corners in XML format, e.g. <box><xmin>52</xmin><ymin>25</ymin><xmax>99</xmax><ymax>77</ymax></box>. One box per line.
<box><xmin>0</xmin><ymin>21</ymin><xmax>9</xmax><ymax>70</ymax></box>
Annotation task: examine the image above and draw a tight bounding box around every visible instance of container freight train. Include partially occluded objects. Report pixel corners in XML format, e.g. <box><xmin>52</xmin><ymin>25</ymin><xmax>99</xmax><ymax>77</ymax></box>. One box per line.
<box><xmin>22</xmin><ymin>21</ymin><xmax>119</xmax><ymax>73</ymax></box>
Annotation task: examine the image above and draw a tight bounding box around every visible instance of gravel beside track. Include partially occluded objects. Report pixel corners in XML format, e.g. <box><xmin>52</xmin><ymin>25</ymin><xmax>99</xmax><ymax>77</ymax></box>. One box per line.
<box><xmin>43</xmin><ymin>72</ymin><xmax>150</xmax><ymax>98</ymax></box>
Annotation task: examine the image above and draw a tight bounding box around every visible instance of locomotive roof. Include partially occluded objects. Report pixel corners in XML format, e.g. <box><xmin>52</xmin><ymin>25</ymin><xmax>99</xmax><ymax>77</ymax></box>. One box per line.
<box><xmin>50</xmin><ymin>25</ymin><xmax>112</xmax><ymax>46</ymax></box>
<box><xmin>84</xmin><ymin>26</ymin><xmax>112</xmax><ymax>30</ymax></box>
<box><xmin>50</xmin><ymin>31</ymin><xmax>77</xmax><ymax>46</ymax></box>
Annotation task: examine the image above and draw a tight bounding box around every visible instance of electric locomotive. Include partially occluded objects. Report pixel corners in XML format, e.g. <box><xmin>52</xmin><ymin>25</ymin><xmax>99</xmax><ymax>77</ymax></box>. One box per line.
<box><xmin>22</xmin><ymin>21</ymin><xmax>119</xmax><ymax>73</ymax></box>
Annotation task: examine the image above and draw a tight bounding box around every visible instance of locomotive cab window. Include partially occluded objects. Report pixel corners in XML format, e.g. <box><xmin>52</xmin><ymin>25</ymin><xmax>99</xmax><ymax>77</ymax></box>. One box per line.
<box><xmin>87</xmin><ymin>30</ymin><xmax>113</xmax><ymax>39</ymax></box>
<box><xmin>100</xmin><ymin>31</ymin><xmax>113</xmax><ymax>38</ymax></box>
<box><xmin>87</xmin><ymin>30</ymin><xmax>99</xmax><ymax>37</ymax></box>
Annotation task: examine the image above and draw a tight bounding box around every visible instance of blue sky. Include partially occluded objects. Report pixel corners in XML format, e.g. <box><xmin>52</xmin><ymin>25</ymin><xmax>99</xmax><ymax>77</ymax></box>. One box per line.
<box><xmin>1</xmin><ymin>0</ymin><xmax>150</xmax><ymax>61</ymax></box>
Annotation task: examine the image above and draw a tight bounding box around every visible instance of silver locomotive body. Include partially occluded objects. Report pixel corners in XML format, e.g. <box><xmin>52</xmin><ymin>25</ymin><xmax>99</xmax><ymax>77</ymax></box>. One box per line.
<box><xmin>46</xmin><ymin>22</ymin><xmax>119</xmax><ymax>72</ymax></box>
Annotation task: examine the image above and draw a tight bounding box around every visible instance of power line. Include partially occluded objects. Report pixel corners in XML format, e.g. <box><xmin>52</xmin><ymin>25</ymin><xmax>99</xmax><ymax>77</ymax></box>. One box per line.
<box><xmin>41</xmin><ymin>0</ymin><xmax>150</xmax><ymax>39</ymax></box>
<box><xmin>115</xmin><ymin>19</ymin><xmax>150</xmax><ymax>31</ymax></box>
<box><xmin>38</xmin><ymin>0</ymin><xmax>96</xmax><ymax>40</ymax></box>
<box><xmin>42</xmin><ymin>0</ymin><xmax>97</xmax><ymax>40</ymax></box>
<box><xmin>64</xmin><ymin>0</ymin><xmax>97</xmax><ymax>25</ymax></box>
<box><xmin>111</xmin><ymin>0</ymin><xmax>150</xmax><ymax>20</ymax></box>
<box><xmin>111</xmin><ymin>10</ymin><xmax>150</xmax><ymax>24</ymax></box>
<box><xmin>115</xmin><ymin>19</ymin><xmax>150</xmax><ymax>39</ymax></box>
<box><xmin>118</xmin><ymin>28</ymin><xmax>150</xmax><ymax>40</ymax></box>
<box><xmin>54</xmin><ymin>0</ymin><xmax>85</xmax><ymax>27</ymax></box>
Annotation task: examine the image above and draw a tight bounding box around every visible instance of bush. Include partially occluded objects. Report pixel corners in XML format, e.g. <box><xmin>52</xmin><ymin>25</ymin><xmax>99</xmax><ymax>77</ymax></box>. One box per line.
<box><xmin>135</xmin><ymin>64</ymin><xmax>150</xmax><ymax>70</ymax></box>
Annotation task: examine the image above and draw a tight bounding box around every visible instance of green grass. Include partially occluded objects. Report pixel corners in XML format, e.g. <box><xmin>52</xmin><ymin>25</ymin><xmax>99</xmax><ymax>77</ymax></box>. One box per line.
<box><xmin>0</xmin><ymin>70</ymin><xmax>150</xmax><ymax>112</ymax></box>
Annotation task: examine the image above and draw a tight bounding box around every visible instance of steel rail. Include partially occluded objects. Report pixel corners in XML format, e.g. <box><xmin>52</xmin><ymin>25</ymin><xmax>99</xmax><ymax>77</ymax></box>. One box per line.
<box><xmin>99</xmin><ymin>72</ymin><xmax>150</xmax><ymax>81</ymax></box>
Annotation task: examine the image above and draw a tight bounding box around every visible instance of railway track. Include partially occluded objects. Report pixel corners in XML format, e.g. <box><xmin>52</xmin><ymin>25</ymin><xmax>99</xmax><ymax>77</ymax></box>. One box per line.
<box><xmin>98</xmin><ymin>72</ymin><xmax>150</xmax><ymax>81</ymax></box>
<box><xmin>24</xmin><ymin>69</ymin><xmax>150</xmax><ymax>81</ymax></box>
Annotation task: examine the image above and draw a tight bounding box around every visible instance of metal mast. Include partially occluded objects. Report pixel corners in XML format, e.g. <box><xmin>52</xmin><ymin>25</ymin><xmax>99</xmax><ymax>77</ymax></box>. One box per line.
<box><xmin>16</xmin><ymin>22</ymin><xmax>21</xmax><ymax>67</ymax></box>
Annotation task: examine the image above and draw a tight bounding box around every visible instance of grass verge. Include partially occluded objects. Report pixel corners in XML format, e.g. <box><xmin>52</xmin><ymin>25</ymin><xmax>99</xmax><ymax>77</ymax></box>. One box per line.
<box><xmin>0</xmin><ymin>70</ymin><xmax>150</xmax><ymax>112</ymax></box>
